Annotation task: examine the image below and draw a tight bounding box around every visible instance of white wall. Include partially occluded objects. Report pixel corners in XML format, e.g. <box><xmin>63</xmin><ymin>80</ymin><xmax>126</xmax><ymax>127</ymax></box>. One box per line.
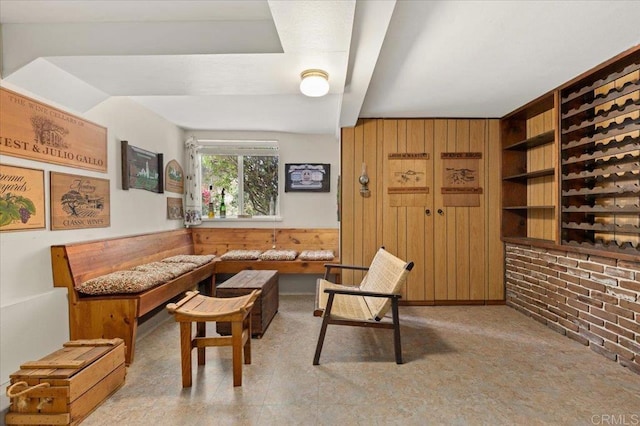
<box><xmin>0</xmin><ymin>81</ymin><xmax>186</xmax><ymax>409</ymax></box>
<box><xmin>189</xmin><ymin>130</ymin><xmax>339</xmax><ymax>229</ymax></box>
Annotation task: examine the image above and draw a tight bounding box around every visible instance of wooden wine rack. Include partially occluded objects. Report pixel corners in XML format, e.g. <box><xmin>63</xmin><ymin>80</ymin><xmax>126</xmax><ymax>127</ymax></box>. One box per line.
<box><xmin>560</xmin><ymin>50</ymin><xmax>640</xmax><ymax>254</ymax></box>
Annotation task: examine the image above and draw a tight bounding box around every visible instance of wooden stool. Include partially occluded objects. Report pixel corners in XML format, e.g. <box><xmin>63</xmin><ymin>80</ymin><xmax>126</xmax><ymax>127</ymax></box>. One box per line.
<box><xmin>167</xmin><ymin>290</ymin><xmax>261</xmax><ymax>387</ymax></box>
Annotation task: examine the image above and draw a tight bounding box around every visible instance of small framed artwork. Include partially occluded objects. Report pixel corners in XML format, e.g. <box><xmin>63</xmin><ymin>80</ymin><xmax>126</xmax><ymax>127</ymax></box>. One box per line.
<box><xmin>167</xmin><ymin>197</ymin><xmax>184</xmax><ymax>220</ymax></box>
<box><xmin>50</xmin><ymin>171</ymin><xmax>110</xmax><ymax>230</ymax></box>
<box><xmin>121</xmin><ymin>140</ymin><xmax>164</xmax><ymax>193</ymax></box>
<box><xmin>285</xmin><ymin>163</ymin><xmax>330</xmax><ymax>192</ymax></box>
<box><xmin>164</xmin><ymin>159</ymin><xmax>184</xmax><ymax>194</ymax></box>
<box><xmin>0</xmin><ymin>164</ymin><xmax>46</xmax><ymax>231</ymax></box>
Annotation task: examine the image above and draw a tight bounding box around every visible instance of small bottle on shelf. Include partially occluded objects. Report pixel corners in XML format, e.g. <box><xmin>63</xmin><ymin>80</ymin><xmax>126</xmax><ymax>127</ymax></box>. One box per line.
<box><xmin>220</xmin><ymin>189</ymin><xmax>226</xmax><ymax>218</ymax></box>
<box><xmin>207</xmin><ymin>185</ymin><xmax>214</xmax><ymax>218</ymax></box>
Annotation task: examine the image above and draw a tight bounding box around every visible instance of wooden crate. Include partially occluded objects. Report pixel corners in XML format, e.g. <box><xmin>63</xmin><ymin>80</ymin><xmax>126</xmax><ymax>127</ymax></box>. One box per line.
<box><xmin>216</xmin><ymin>270</ymin><xmax>279</xmax><ymax>337</ymax></box>
<box><xmin>5</xmin><ymin>338</ymin><xmax>126</xmax><ymax>426</ymax></box>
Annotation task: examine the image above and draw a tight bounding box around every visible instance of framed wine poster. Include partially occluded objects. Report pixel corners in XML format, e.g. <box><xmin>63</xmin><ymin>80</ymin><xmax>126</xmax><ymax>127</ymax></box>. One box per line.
<box><xmin>50</xmin><ymin>171</ymin><xmax>110</xmax><ymax>230</ymax></box>
<box><xmin>0</xmin><ymin>164</ymin><xmax>46</xmax><ymax>231</ymax></box>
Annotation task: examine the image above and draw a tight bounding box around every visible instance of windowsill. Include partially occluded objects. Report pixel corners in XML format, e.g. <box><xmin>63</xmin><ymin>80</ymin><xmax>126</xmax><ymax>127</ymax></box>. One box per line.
<box><xmin>200</xmin><ymin>216</ymin><xmax>283</xmax><ymax>222</ymax></box>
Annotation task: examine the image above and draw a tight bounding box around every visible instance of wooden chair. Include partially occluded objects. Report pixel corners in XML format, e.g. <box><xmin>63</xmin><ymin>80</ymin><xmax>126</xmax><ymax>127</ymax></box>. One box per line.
<box><xmin>313</xmin><ymin>248</ymin><xmax>414</xmax><ymax>365</ymax></box>
<box><xmin>167</xmin><ymin>290</ymin><xmax>260</xmax><ymax>387</ymax></box>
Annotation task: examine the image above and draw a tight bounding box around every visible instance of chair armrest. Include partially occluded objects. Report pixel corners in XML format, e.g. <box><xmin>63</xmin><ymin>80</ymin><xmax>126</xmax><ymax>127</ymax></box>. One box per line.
<box><xmin>323</xmin><ymin>288</ymin><xmax>402</xmax><ymax>299</ymax></box>
<box><xmin>323</xmin><ymin>263</ymin><xmax>369</xmax><ymax>279</ymax></box>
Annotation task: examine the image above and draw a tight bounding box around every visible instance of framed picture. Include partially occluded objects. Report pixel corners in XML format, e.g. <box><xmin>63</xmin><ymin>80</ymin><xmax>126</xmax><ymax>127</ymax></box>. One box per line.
<box><xmin>167</xmin><ymin>197</ymin><xmax>184</xmax><ymax>220</ymax></box>
<box><xmin>164</xmin><ymin>159</ymin><xmax>184</xmax><ymax>194</ymax></box>
<box><xmin>0</xmin><ymin>164</ymin><xmax>46</xmax><ymax>231</ymax></box>
<box><xmin>50</xmin><ymin>171</ymin><xmax>110</xmax><ymax>230</ymax></box>
<box><xmin>0</xmin><ymin>87</ymin><xmax>108</xmax><ymax>173</ymax></box>
<box><xmin>121</xmin><ymin>140</ymin><xmax>164</xmax><ymax>193</ymax></box>
<box><xmin>285</xmin><ymin>163</ymin><xmax>330</xmax><ymax>192</ymax></box>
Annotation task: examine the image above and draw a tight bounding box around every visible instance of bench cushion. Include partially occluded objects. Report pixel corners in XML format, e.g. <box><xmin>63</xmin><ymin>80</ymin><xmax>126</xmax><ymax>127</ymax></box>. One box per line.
<box><xmin>220</xmin><ymin>250</ymin><xmax>263</xmax><ymax>260</ymax></box>
<box><xmin>162</xmin><ymin>254</ymin><xmax>215</xmax><ymax>266</ymax></box>
<box><xmin>259</xmin><ymin>250</ymin><xmax>297</xmax><ymax>261</ymax></box>
<box><xmin>298</xmin><ymin>250</ymin><xmax>335</xmax><ymax>261</ymax></box>
<box><xmin>77</xmin><ymin>270</ymin><xmax>166</xmax><ymax>295</ymax></box>
<box><xmin>132</xmin><ymin>262</ymin><xmax>199</xmax><ymax>279</ymax></box>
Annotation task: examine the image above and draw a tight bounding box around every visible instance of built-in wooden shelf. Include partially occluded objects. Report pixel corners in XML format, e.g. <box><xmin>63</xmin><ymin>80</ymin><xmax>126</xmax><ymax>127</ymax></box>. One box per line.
<box><xmin>504</xmin><ymin>130</ymin><xmax>555</xmax><ymax>151</ymax></box>
<box><xmin>504</xmin><ymin>205</ymin><xmax>555</xmax><ymax>210</ymax></box>
<box><xmin>503</xmin><ymin>168</ymin><xmax>555</xmax><ymax>182</ymax></box>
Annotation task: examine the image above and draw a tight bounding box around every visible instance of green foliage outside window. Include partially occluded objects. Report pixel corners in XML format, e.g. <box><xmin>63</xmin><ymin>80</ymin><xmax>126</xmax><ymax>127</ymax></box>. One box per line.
<box><xmin>201</xmin><ymin>155</ymin><xmax>278</xmax><ymax>217</ymax></box>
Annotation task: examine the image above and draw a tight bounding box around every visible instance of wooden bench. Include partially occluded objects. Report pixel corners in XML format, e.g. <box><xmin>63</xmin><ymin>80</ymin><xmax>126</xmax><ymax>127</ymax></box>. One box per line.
<box><xmin>51</xmin><ymin>229</ymin><xmax>216</xmax><ymax>364</ymax></box>
<box><xmin>192</xmin><ymin>228</ymin><xmax>339</xmax><ymax>274</ymax></box>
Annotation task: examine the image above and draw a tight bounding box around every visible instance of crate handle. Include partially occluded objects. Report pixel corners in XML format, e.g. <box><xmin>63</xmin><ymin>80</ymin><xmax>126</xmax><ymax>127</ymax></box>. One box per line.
<box><xmin>6</xmin><ymin>381</ymin><xmax>51</xmax><ymax>411</ymax></box>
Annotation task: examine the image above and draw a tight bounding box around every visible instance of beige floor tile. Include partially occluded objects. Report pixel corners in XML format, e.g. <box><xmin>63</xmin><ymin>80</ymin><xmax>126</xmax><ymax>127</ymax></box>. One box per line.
<box><xmin>75</xmin><ymin>294</ymin><xmax>639</xmax><ymax>425</ymax></box>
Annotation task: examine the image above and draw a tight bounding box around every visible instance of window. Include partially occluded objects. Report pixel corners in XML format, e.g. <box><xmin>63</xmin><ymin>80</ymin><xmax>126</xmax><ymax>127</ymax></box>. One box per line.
<box><xmin>198</xmin><ymin>140</ymin><xmax>279</xmax><ymax>218</ymax></box>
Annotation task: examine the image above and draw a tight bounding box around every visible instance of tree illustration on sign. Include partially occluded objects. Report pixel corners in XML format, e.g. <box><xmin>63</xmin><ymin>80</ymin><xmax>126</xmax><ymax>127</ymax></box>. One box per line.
<box><xmin>30</xmin><ymin>114</ymin><xmax>69</xmax><ymax>148</ymax></box>
<box><xmin>60</xmin><ymin>190</ymin><xmax>103</xmax><ymax>217</ymax></box>
<box><xmin>61</xmin><ymin>190</ymin><xmax>85</xmax><ymax>216</ymax></box>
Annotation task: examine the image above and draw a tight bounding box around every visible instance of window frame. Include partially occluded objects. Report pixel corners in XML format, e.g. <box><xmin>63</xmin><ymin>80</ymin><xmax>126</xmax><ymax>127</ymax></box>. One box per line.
<box><xmin>196</xmin><ymin>140</ymin><xmax>280</xmax><ymax>220</ymax></box>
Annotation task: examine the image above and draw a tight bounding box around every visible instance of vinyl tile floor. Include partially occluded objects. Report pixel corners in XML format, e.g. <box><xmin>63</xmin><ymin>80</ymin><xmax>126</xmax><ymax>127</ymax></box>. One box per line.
<box><xmin>82</xmin><ymin>295</ymin><xmax>640</xmax><ymax>426</ymax></box>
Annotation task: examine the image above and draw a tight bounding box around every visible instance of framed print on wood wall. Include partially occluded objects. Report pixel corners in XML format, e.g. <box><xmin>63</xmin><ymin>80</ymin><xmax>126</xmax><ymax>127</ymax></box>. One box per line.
<box><xmin>50</xmin><ymin>172</ymin><xmax>110</xmax><ymax>230</ymax></box>
<box><xmin>0</xmin><ymin>164</ymin><xmax>46</xmax><ymax>231</ymax></box>
<box><xmin>121</xmin><ymin>140</ymin><xmax>164</xmax><ymax>193</ymax></box>
<box><xmin>0</xmin><ymin>87</ymin><xmax>107</xmax><ymax>172</ymax></box>
<box><xmin>285</xmin><ymin>163</ymin><xmax>330</xmax><ymax>192</ymax></box>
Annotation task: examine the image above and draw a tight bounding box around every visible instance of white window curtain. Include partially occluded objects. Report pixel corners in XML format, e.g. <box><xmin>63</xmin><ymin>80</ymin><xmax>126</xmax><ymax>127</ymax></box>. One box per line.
<box><xmin>183</xmin><ymin>136</ymin><xmax>202</xmax><ymax>227</ymax></box>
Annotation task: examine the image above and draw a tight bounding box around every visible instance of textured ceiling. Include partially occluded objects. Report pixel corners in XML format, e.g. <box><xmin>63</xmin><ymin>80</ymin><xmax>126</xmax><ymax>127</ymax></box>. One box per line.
<box><xmin>1</xmin><ymin>0</ymin><xmax>639</xmax><ymax>137</ymax></box>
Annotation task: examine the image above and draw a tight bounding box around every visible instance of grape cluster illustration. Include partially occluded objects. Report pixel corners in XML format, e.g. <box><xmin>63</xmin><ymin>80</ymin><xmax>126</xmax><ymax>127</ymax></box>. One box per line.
<box><xmin>19</xmin><ymin>207</ymin><xmax>31</xmax><ymax>223</ymax></box>
<box><xmin>0</xmin><ymin>193</ymin><xmax>36</xmax><ymax>227</ymax></box>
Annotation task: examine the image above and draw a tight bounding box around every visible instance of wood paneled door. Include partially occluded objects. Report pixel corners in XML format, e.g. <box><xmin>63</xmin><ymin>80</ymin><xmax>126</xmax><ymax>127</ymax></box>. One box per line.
<box><xmin>340</xmin><ymin>119</ymin><xmax>504</xmax><ymax>304</ymax></box>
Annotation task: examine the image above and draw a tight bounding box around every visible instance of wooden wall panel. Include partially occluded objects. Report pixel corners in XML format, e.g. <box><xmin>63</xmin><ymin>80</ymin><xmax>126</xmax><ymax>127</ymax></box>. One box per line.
<box><xmin>469</xmin><ymin>120</ymin><xmax>487</xmax><ymax>300</ymax></box>
<box><xmin>433</xmin><ymin>120</ymin><xmax>448</xmax><ymax>300</ymax></box>
<box><xmin>446</xmin><ymin>120</ymin><xmax>458</xmax><ymax>299</ymax></box>
<box><xmin>353</xmin><ymin>123</ymin><xmax>365</xmax><ymax>284</ymax></box>
<box><xmin>487</xmin><ymin>119</ymin><xmax>505</xmax><ymax>300</ymax></box>
<box><xmin>423</xmin><ymin>120</ymin><xmax>435</xmax><ymax>301</ymax></box>
<box><xmin>341</xmin><ymin>118</ymin><xmax>503</xmax><ymax>303</ymax></box>
<box><xmin>382</xmin><ymin>120</ymin><xmax>399</xmax><ymax>261</ymax></box>
<box><xmin>363</xmin><ymin>119</ymin><xmax>378</xmax><ymax>276</ymax></box>
<box><xmin>406</xmin><ymin>120</ymin><xmax>426</xmax><ymax>300</ymax></box>
<box><xmin>455</xmin><ymin>120</ymin><xmax>471</xmax><ymax>300</ymax></box>
<box><xmin>396</xmin><ymin>120</ymin><xmax>408</xmax><ymax>298</ymax></box>
<box><xmin>341</xmin><ymin>126</ymin><xmax>355</xmax><ymax>285</ymax></box>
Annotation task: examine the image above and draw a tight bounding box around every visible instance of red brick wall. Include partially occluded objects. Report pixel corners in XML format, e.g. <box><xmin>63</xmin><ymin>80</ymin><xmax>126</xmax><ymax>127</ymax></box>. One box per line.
<box><xmin>505</xmin><ymin>243</ymin><xmax>640</xmax><ymax>375</ymax></box>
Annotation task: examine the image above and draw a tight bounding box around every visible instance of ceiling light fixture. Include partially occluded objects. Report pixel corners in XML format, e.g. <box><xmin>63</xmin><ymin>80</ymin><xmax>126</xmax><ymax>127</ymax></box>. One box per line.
<box><xmin>300</xmin><ymin>69</ymin><xmax>329</xmax><ymax>97</ymax></box>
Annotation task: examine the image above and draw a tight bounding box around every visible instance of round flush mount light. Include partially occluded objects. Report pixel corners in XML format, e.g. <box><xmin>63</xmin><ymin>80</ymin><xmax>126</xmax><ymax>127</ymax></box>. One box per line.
<box><xmin>300</xmin><ymin>69</ymin><xmax>329</xmax><ymax>97</ymax></box>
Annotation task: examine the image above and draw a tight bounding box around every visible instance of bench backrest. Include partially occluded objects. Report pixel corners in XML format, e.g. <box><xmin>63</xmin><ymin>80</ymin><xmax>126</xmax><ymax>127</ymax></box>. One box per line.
<box><xmin>192</xmin><ymin>228</ymin><xmax>339</xmax><ymax>256</ymax></box>
<box><xmin>51</xmin><ymin>229</ymin><xmax>195</xmax><ymax>290</ymax></box>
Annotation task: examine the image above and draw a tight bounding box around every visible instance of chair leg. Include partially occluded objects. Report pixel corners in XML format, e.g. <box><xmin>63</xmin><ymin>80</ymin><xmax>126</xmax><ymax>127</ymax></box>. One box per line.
<box><xmin>231</xmin><ymin>320</ymin><xmax>243</xmax><ymax>387</ymax></box>
<box><xmin>243</xmin><ymin>316</ymin><xmax>252</xmax><ymax>365</ymax></box>
<box><xmin>180</xmin><ymin>321</ymin><xmax>193</xmax><ymax>387</ymax></box>
<box><xmin>391</xmin><ymin>297</ymin><xmax>403</xmax><ymax>364</ymax></box>
<box><xmin>313</xmin><ymin>293</ymin><xmax>335</xmax><ymax>365</ymax></box>
<box><xmin>196</xmin><ymin>321</ymin><xmax>206</xmax><ymax>365</ymax></box>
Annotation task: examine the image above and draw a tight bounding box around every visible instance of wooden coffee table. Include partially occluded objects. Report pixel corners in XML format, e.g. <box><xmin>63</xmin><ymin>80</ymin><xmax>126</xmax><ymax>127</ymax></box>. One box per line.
<box><xmin>215</xmin><ymin>270</ymin><xmax>279</xmax><ymax>338</ymax></box>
